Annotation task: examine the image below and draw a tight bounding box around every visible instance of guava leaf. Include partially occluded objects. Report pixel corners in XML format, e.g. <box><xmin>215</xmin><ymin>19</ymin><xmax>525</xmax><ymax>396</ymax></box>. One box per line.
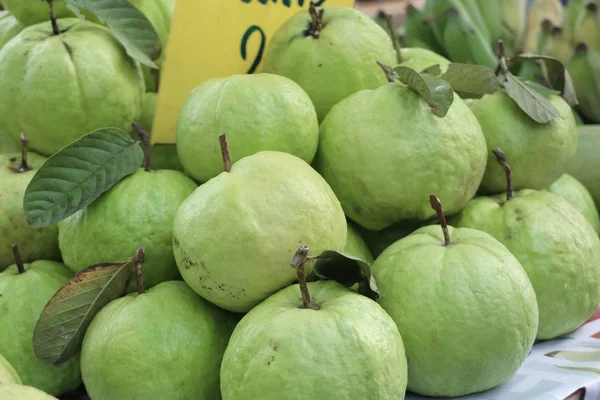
<box><xmin>64</xmin><ymin>0</ymin><xmax>161</xmax><ymax>68</ymax></box>
<box><xmin>502</xmin><ymin>72</ymin><xmax>560</xmax><ymax>124</ymax></box>
<box><xmin>421</xmin><ymin>64</ymin><xmax>442</xmax><ymax>76</ymax></box>
<box><xmin>522</xmin><ymin>80</ymin><xmax>560</xmax><ymax>97</ymax></box>
<box><xmin>24</xmin><ymin>128</ymin><xmax>144</xmax><ymax>227</ymax></box>
<box><xmin>310</xmin><ymin>251</ymin><xmax>379</xmax><ymax>301</ymax></box>
<box><xmin>33</xmin><ymin>260</ymin><xmax>133</xmax><ymax>365</ymax></box>
<box><xmin>394</xmin><ymin>66</ymin><xmax>454</xmax><ymax>117</ymax></box>
<box><xmin>441</xmin><ymin>63</ymin><xmax>500</xmax><ymax>99</ymax></box>
<box><xmin>509</xmin><ymin>54</ymin><xmax>578</xmax><ymax>106</ymax></box>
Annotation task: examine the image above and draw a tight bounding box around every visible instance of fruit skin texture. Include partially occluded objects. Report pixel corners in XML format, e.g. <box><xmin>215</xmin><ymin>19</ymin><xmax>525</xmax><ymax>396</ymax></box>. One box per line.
<box><xmin>546</xmin><ymin>174</ymin><xmax>600</xmax><ymax>235</ymax></box>
<box><xmin>221</xmin><ymin>280</ymin><xmax>408</xmax><ymax>400</ymax></box>
<box><xmin>2</xmin><ymin>0</ymin><xmax>73</xmax><ymax>25</ymax></box>
<box><xmin>0</xmin><ymin>384</ymin><xmax>58</xmax><ymax>400</ymax></box>
<box><xmin>469</xmin><ymin>91</ymin><xmax>577</xmax><ymax>194</ymax></box>
<box><xmin>344</xmin><ymin>222</ymin><xmax>373</xmax><ymax>264</ymax></box>
<box><xmin>177</xmin><ymin>73</ymin><xmax>319</xmax><ymax>183</ymax></box>
<box><xmin>0</xmin><ymin>261</ymin><xmax>81</xmax><ymax>396</ymax></box>
<box><xmin>566</xmin><ymin>126</ymin><xmax>600</xmax><ymax>209</ymax></box>
<box><xmin>453</xmin><ymin>190</ymin><xmax>600</xmax><ymax>340</ymax></box>
<box><xmin>261</xmin><ymin>6</ymin><xmax>396</xmax><ymax>121</ymax></box>
<box><xmin>0</xmin><ymin>152</ymin><xmax>60</xmax><ymax>270</ymax></box>
<box><xmin>81</xmin><ymin>281</ymin><xmax>236</xmax><ymax>400</ymax></box>
<box><xmin>371</xmin><ymin>225</ymin><xmax>538</xmax><ymax>397</ymax></box>
<box><xmin>315</xmin><ymin>83</ymin><xmax>487</xmax><ymax>231</ymax></box>
<box><xmin>0</xmin><ymin>10</ymin><xmax>23</xmax><ymax>49</ymax></box>
<box><xmin>59</xmin><ymin>169</ymin><xmax>197</xmax><ymax>292</ymax></box>
<box><xmin>0</xmin><ymin>353</ymin><xmax>21</xmax><ymax>384</ymax></box>
<box><xmin>0</xmin><ymin>19</ymin><xmax>144</xmax><ymax>156</ymax></box>
<box><xmin>173</xmin><ymin>151</ymin><xmax>347</xmax><ymax>313</ymax></box>
<box><xmin>396</xmin><ymin>47</ymin><xmax>450</xmax><ymax>72</ymax></box>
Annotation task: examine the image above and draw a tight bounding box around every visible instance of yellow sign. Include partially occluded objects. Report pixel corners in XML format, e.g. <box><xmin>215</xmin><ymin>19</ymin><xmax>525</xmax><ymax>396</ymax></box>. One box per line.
<box><xmin>152</xmin><ymin>0</ymin><xmax>355</xmax><ymax>144</ymax></box>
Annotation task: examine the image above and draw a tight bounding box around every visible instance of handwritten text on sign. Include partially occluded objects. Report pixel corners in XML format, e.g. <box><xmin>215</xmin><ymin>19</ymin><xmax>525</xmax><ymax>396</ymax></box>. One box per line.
<box><xmin>152</xmin><ymin>0</ymin><xmax>354</xmax><ymax>144</ymax></box>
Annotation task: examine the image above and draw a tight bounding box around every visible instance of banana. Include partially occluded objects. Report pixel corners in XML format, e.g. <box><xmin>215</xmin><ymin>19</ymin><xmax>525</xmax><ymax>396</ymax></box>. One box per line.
<box><xmin>401</xmin><ymin>4</ymin><xmax>446</xmax><ymax>55</ymax></box>
<box><xmin>566</xmin><ymin>43</ymin><xmax>600</xmax><ymax>122</ymax></box>
<box><xmin>458</xmin><ymin>0</ymin><xmax>491</xmax><ymax>41</ymax></box>
<box><xmin>537</xmin><ymin>19</ymin><xmax>554</xmax><ymax>53</ymax></box>
<box><xmin>443</xmin><ymin>9</ymin><xmax>498</xmax><ymax>68</ymax></box>
<box><xmin>423</xmin><ymin>0</ymin><xmax>490</xmax><ymax>48</ymax></box>
<box><xmin>574</xmin><ymin>2</ymin><xmax>600</xmax><ymax>53</ymax></box>
<box><xmin>522</xmin><ymin>0</ymin><xmax>565</xmax><ymax>52</ymax></box>
<box><xmin>563</xmin><ymin>0</ymin><xmax>587</xmax><ymax>39</ymax></box>
<box><xmin>499</xmin><ymin>0</ymin><xmax>527</xmax><ymax>50</ymax></box>
<box><xmin>544</xmin><ymin>26</ymin><xmax>574</xmax><ymax>63</ymax></box>
<box><xmin>475</xmin><ymin>0</ymin><xmax>505</xmax><ymax>47</ymax></box>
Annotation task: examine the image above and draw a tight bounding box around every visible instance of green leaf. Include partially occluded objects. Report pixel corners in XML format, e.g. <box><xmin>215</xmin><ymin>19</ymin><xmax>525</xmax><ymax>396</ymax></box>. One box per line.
<box><xmin>502</xmin><ymin>72</ymin><xmax>561</xmax><ymax>123</ymax></box>
<box><xmin>522</xmin><ymin>79</ymin><xmax>560</xmax><ymax>96</ymax></box>
<box><xmin>64</xmin><ymin>0</ymin><xmax>161</xmax><ymax>68</ymax></box>
<box><xmin>421</xmin><ymin>64</ymin><xmax>442</xmax><ymax>76</ymax></box>
<box><xmin>441</xmin><ymin>63</ymin><xmax>500</xmax><ymax>99</ymax></box>
<box><xmin>310</xmin><ymin>251</ymin><xmax>380</xmax><ymax>301</ymax></box>
<box><xmin>33</xmin><ymin>260</ymin><xmax>133</xmax><ymax>365</ymax></box>
<box><xmin>24</xmin><ymin>128</ymin><xmax>144</xmax><ymax>227</ymax></box>
<box><xmin>394</xmin><ymin>66</ymin><xmax>454</xmax><ymax>117</ymax></box>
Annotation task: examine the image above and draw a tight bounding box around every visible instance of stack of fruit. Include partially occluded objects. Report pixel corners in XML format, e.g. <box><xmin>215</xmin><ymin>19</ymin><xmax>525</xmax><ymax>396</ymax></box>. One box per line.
<box><xmin>0</xmin><ymin>1</ymin><xmax>599</xmax><ymax>399</ymax></box>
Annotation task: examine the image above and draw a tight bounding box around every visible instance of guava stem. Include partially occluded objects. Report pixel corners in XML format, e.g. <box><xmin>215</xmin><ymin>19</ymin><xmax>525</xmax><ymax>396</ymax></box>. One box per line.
<box><xmin>219</xmin><ymin>133</ymin><xmax>232</xmax><ymax>173</ymax></box>
<box><xmin>305</xmin><ymin>6</ymin><xmax>324</xmax><ymax>39</ymax></box>
<box><xmin>46</xmin><ymin>0</ymin><xmax>60</xmax><ymax>36</ymax></box>
<box><xmin>495</xmin><ymin>40</ymin><xmax>508</xmax><ymax>76</ymax></box>
<box><xmin>133</xmin><ymin>247</ymin><xmax>145</xmax><ymax>294</ymax></box>
<box><xmin>429</xmin><ymin>195</ymin><xmax>451</xmax><ymax>246</ymax></box>
<box><xmin>382</xmin><ymin>12</ymin><xmax>403</xmax><ymax>64</ymax></box>
<box><xmin>492</xmin><ymin>148</ymin><xmax>514</xmax><ymax>201</ymax></box>
<box><xmin>12</xmin><ymin>133</ymin><xmax>32</xmax><ymax>173</ymax></box>
<box><xmin>11</xmin><ymin>244</ymin><xmax>25</xmax><ymax>274</ymax></box>
<box><xmin>132</xmin><ymin>122</ymin><xmax>152</xmax><ymax>172</ymax></box>
<box><xmin>376</xmin><ymin>61</ymin><xmax>397</xmax><ymax>83</ymax></box>
<box><xmin>290</xmin><ymin>245</ymin><xmax>320</xmax><ymax>310</ymax></box>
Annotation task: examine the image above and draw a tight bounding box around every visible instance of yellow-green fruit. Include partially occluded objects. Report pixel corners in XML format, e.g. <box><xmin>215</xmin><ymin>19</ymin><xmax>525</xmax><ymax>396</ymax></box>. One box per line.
<box><xmin>546</xmin><ymin>174</ymin><xmax>600</xmax><ymax>234</ymax></box>
<box><xmin>0</xmin><ymin>131</ymin><xmax>19</xmax><ymax>154</ymax></box>
<box><xmin>469</xmin><ymin>91</ymin><xmax>577</xmax><ymax>194</ymax></box>
<box><xmin>261</xmin><ymin>6</ymin><xmax>396</xmax><ymax>120</ymax></box>
<box><xmin>0</xmin><ymin>384</ymin><xmax>58</xmax><ymax>400</ymax></box>
<box><xmin>59</xmin><ymin>169</ymin><xmax>197</xmax><ymax>292</ymax></box>
<box><xmin>0</xmin><ymin>19</ymin><xmax>145</xmax><ymax>156</ymax></box>
<box><xmin>1</xmin><ymin>0</ymin><xmax>73</xmax><ymax>25</ymax></box>
<box><xmin>573</xmin><ymin>3</ymin><xmax>600</xmax><ymax>53</ymax></box>
<box><xmin>0</xmin><ymin>10</ymin><xmax>23</xmax><ymax>49</ymax></box>
<box><xmin>172</xmin><ymin>151</ymin><xmax>347</xmax><ymax>313</ymax></box>
<box><xmin>0</xmin><ymin>152</ymin><xmax>60</xmax><ymax>270</ymax></box>
<box><xmin>566</xmin><ymin>125</ymin><xmax>600</xmax><ymax>209</ymax></box>
<box><xmin>566</xmin><ymin>44</ymin><xmax>600</xmax><ymax>123</ymax></box>
<box><xmin>345</xmin><ymin>222</ymin><xmax>373</xmax><ymax>264</ymax></box>
<box><xmin>0</xmin><ymin>353</ymin><xmax>21</xmax><ymax>384</ymax></box>
<box><xmin>0</xmin><ymin>261</ymin><xmax>81</xmax><ymax>396</ymax></box>
<box><xmin>396</xmin><ymin>47</ymin><xmax>450</xmax><ymax>72</ymax></box>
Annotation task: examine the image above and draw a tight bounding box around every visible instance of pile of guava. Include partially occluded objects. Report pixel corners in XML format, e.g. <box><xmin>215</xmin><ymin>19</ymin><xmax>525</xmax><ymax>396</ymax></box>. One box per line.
<box><xmin>0</xmin><ymin>1</ymin><xmax>599</xmax><ymax>399</ymax></box>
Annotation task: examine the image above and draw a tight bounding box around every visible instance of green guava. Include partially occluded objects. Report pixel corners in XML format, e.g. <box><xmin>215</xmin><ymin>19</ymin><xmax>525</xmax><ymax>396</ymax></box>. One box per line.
<box><xmin>173</xmin><ymin>151</ymin><xmax>347</xmax><ymax>313</ymax></box>
<box><xmin>261</xmin><ymin>6</ymin><xmax>396</xmax><ymax>121</ymax></box>
<box><xmin>81</xmin><ymin>281</ymin><xmax>236</xmax><ymax>400</ymax></box>
<box><xmin>59</xmin><ymin>169</ymin><xmax>197</xmax><ymax>292</ymax></box>
<box><xmin>566</xmin><ymin>125</ymin><xmax>600</xmax><ymax>209</ymax></box>
<box><xmin>0</xmin><ymin>10</ymin><xmax>23</xmax><ymax>49</ymax></box>
<box><xmin>344</xmin><ymin>222</ymin><xmax>373</xmax><ymax>264</ymax></box>
<box><xmin>1</xmin><ymin>0</ymin><xmax>74</xmax><ymax>25</ymax></box>
<box><xmin>468</xmin><ymin>91</ymin><xmax>577</xmax><ymax>194</ymax></box>
<box><xmin>453</xmin><ymin>190</ymin><xmax>600</xmax><ymax>339</ymax></box>
<box><xmin>0</xmin><ymin>131</ymin><xmax>19</xmax><ymax>154</ymax></box>
<box><xmin>0</xmin><ymin>151</ymin><xmax>60</xmax><ymax>270</ymax></box>
<box><xmin>315</xmin><ymin>83</ymin><xmax>488</xmax><ymax>231</ymax></box>
<box><xmin>0</xmin><ymin>18</ymin><xmax>144</xmax><ymax>156</ymax></box>
<box><xmin>0</xmin><ymin>260</ymin><xmax>81</xmax><ymax>396</ymax></box>
<box><xmin>0</xmin><ymin>353</ymin><xmax>21</xmax><ymax>384</ymax></box>
<box><xmin>0</xmin><ymin>384</ymin><xmax>58</xmax><ymax>400</ymax></box>
<box><xmin>397</xmin><ymin>47</ymin><xmax>450</xmax><ymax>72</ymax></box>
<box><xmin>177</xmin><ymin>73</ymin><xmax>319</xmax><ymax>183</ymax></box>
<box><xmin>220</xmin><ymin>280</ymin><xmax>408</xmax><ymax>400</ymax></box>
<box><xmin>546</xmin><ymin>174</ymin><xmax>600</xmax><ymax>234</ymax></box>
<box><xmin>371</xmin><ymin>225</ymin><xmax>538</xmax><ymax>397</ymax></box>
<box><xmin>136</xmin><ymin>92</ymin><xmax>183</xmax><ymax>171</ymax></box>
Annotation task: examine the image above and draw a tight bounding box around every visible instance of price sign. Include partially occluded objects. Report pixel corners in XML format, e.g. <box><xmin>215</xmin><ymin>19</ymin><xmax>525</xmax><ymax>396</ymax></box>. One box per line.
<box><xmin>152</xmin><ymin>0</ymin><xmax>355</xmax><ymax>144</ymax></box>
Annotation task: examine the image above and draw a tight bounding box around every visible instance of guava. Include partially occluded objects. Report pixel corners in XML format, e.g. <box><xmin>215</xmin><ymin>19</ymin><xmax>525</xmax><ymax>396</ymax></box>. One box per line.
<box><xmin>137</xmin><ymin>92</ymin><xmax>183</xmax><ymax>171</ymax></box>
<box><xmin>59</xmin><ymin>168</ymin><xmax>197</xmax><ymax>292</ymax></box>
<box><xmin>261</xmin><ymin>6</ymin><xmax>396</xmax><ymax>120</ymax></box>
<box><xmin>0</xmin><ymin>131</ymin><xmax>19</xmax><ymax>154</ymax></box>
<box><xmin>0</xmin><ymin>384</ymin><xmax>58</xmax><ymax>400</ymax></box>
<box><xmin>397</xmin><ymin>47</ymin><xmax>450</xmax><ymax>72</ymax></box>
<box><xmin>0</xmin><ymin>260</ymin><xmax>81</xmax><ymax>396</ymax></box>
<box><xmin>566</xmin><ymin>125</ymin><xmax>600</xmax><ymax>209</ymax></box>
<box><xmin>0</xmin><ymin>147</ymin><xmax>60</xmax><ymax>270</ymax></box>
<box><xmin>468</xmin><ymin>90</ymin><xmax>577</xmax><ymax>194</ymax></box>
<box><xmin>220</xmin><ymin>279</ymin><xmax>408</xmax><ymax>399</ymax></box>
<box><xmin>315</xmin><ymin>83</ymin><xmax>487</xmax><ymax>231</ymax></box>
<box><xmin>81</xmin><ymin>280</ymin><xmax>236</xmax><ymax>400</ymax></box>
<box><xmin>546</xmin><ymin>174</ymin><xmax>600</xmax><ymax>234</ymax></box>
<box><xmin>177</xmin><ymin>73</ymin><xmax>319</xmax><ymax>183</ymax></box>
<box><xmin>0</xmin><ymin>353</ymin><xmax>21</xmax><ymax>384</ymax></box>
<box><xmin>344</xmin><ymin>222</ymin><xmax>373</xmax><ymax>264</ymax></box>
<box><xmin>1</xmin><ymin>0</ymin><xmax>74</xmax><ymax>25</ymax></box>
<box><xmin>173</xmin><ymin>150</ymin><xmax>347</xmax><ymax>313</ymax></box>
<box><xmin>372</xmin><ymin>202</ymin><xmax>538</xmax><ymax>397</ymax></box>
<box><xmin>0</xmin><ymin>10</ymin><xmax>23</xmax><ymax>49</ymax></box>
<box><xmin>358</xmin><ymin>219</ymin><xmax>430</xmax><ymax>258</ymax></box>
<box><xmin>0</xmin><ymin>18</ymin><xmax>144</xmax><ymax>156</ymax></box>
